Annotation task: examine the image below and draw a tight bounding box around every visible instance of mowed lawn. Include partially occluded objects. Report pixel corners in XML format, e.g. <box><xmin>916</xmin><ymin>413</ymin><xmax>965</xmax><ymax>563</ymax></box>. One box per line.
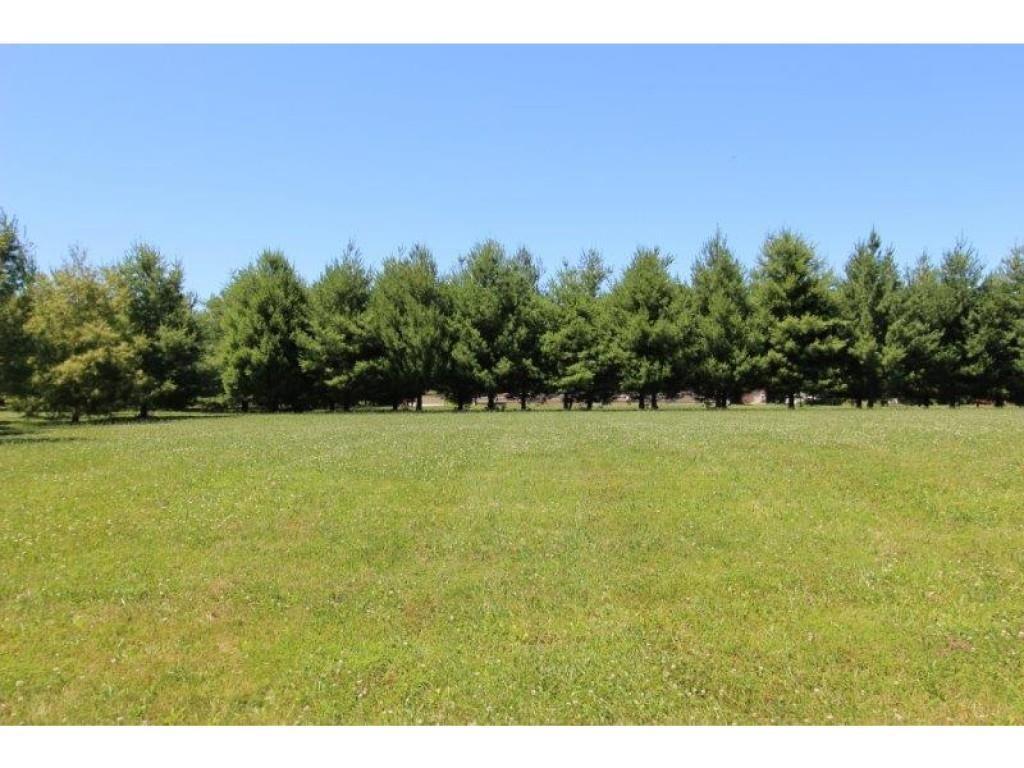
<box><xmin>1</xmin><ymin>408</ymin><xmax>1023</xmax><ymax>724</ymax></box>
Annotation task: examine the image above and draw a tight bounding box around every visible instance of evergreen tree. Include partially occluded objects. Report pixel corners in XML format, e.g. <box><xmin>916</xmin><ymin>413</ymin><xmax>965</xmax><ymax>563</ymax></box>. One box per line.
<box><xmin>542</xmin><ymin>250</ymin><xmax>623</xmax><ymax>409</ymax></box>
<box><xmin>110</xmin><ymin>243</ymin><xmax>204</xmax><ymax>417</ymax></box>
<box><xmin>967</xmin><ymin>246</ymin><xmax>1024</xmax><ymax>405</ymax></box>
<box><xmin>884</xmin><ymin>255</ymin><xmax>945</xmax><ymax>405</ymax></box>
<box><xmin>750</xmin><ymin>230</ymin><xmax>845</xmax><ymax>408</ymax></box>
<box><xmin>610</xmin><ymin>247</ymin><xmax>690</xmax><ymax>409</ymax></box>
<box><xmin>361</xmin><ymin>245</ymin><xmax>446</xmax><ymax>411</ymax></box>
<box><xmin>447</xmin><ymin>240</ymin><xmax>550</xmax><ymax>410</ymax></box>
<box><xmin>24</xmin><ymin>248</ymin><xmax>137</xmax><ymax>422</ymax></box>
<box><xmin>216</xmin><ymin>250</ymin><xmax>311</xmax><ymax>411</ymax></box>
<box><xmin>838</xmin><ymin>230</ymin><xmax>901</xmax><ymax>407</ymax></box>
<box><xmin>0</xmin><ymin>210</ymin><xmax>36</xmax><ymax>398</ymax></box>
<box><xmin>933</xmin><ymin>240</ymin><xmax>984</xmax><ymax>405</ymax></box>
<box><xmin>689</xmin><ymin>231</ymin><xmax>754</xmax><ymax>408</ymax></box>
<box><xmin>299</xmin><ymin>243</ymin><xmax>374</xmax><ymax>411</ymax></box>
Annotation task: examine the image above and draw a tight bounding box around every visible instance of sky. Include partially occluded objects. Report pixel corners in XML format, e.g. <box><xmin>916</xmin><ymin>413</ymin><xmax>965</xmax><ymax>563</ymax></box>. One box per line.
<box><xmin>1</xmin><ymin>45</ymin><xmax>1022</xmax><ymax>299</ymax></box>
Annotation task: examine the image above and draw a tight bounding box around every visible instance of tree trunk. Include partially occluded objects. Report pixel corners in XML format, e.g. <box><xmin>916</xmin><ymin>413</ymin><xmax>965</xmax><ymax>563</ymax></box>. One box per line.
<box><xmin>585</xmin><ymin>398</ymin><xmax>593</xmax><ymax>410</ymax></box>
<box><xmin>787</xmin><ymin>393</ymin><xmax>795</xmax><ymax>409</ymax></box>
<box><xmin>520</xmin><ymin>393</ymin><xmax>527</xmax><ymax>411</ymax></box>
<box><xmin>650</xmin><ymin>393</ymin><xmax>659</xmax><ymax>410</ymax></box>
<box><xmin>391</xmin><ymin>401</ymin><xmax>399</xmax><ymax>411</ymax></box>
<box><xmin>638</xmin><ymin>394</ymin><xmax>646</xmax><ymax>410</ymax></box>
<box><xmin>487</xmin><ymin>393</ymin><xmax>496</xmax><ymax>411</ymax></box>
<box><xmin>562</xmin><ymin>394</ymin><xmax>572</xmax><ymax>410</ymax></box>
<box><xmin>457</xmin><ymin>397</ymin><xmax>465</xmax><ymax>411</ymax></box>
<box><xmin>241</xmin><ymin>400</ymin><xmax>249</xmax><ymax>413</ymax></box>
<box><xmin>416</xmin><ymin>394</ymin><xmax>423</xmax><ymax>412</ymax></box>
<box><xmin>995</xmin><ymin>397</ymin><xmax>1005</xmax><ymax>408</ymax></box>
<box><xmin>717</xmin><ymin>395</ymin><xmax>728</xmax><ymax>409</ymax></box>
<box><xmin>855</xmin><ymin>398</ymin><xmax>863</xmax><ymax>409</ymax></box>
<box><xmin>70</xmin><ymin>407</ymin><xmax>81</xmax><ymax>424</ymax></box>
<box><xmin>138</xmin><ymin>402</ymin><xmax>150</xmax><ymax>419</ymax></box>
<box><xmin>868</xmin><ymin>399</ymin><xmax>875</xmax><ymax>408</ymax></box>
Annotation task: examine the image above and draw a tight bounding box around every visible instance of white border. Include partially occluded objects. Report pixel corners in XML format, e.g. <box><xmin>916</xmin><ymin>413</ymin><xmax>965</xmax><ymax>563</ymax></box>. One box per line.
<box><xmin>1</xmin><ymin>726</ymin><xmax>1022</xmax><ymax>767</ymax></box>
<box><xmin>2</xmin><ymin>0</ymin><xmax>1024</xmax><ymax>43</ymax></box>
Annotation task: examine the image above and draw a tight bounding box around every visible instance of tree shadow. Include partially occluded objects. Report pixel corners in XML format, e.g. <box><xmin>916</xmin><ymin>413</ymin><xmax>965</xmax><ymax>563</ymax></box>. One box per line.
<box><xmin>0</xmin><ymin>409</ymin><xmax>240</xmax><ymax>444</ymax></box>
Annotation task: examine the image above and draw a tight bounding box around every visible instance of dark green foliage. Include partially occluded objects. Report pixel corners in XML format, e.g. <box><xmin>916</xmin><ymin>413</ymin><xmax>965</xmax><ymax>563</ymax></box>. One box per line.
<box><xmin>542</xmin><ymin>250</ymin><xmax>624</xmax><ymax>409</ymax></box>
<box><xmin>0</xmin><ymin>210</ymin><xmax>36</xmax><ymax>397</ymax></box>
<box><xmin>446</xmin><ymin>241</ymin><xmax>550</xmax><ymax>410</ymax></box>
<box><xmin>361</xmin><ymin>245</ymin><xmax>447</xmax><ymax>410</ymax></box>
<box><xmin>217</xmin><ymin>250</ymin><xmax>311</xmax><ymax>411</ymax></box>
<box><xmin>610</xmin><ymin>247</ymin><xmax>691</xmax><ymax>409</ymax></box>
<box><xmin>689</xmin><ymin>231</ymin><xmax>754</xmax><ymax>408</ymax></box>
<box><xmin>111</xmin><ymin>243</ymin><xmax>204</xmax><ymax>417</ymax></box>
<box><xmin>750</xmin><ymin>231</ymin><xmax>846</xmax><ymax>407</ymax></box>
<box><xmin>967</xmin><ymin>247</ymin><xmax>1024</xmax><ymax>405</ymax></box>
<box><xmin>299</xmin><ymin>243</ymin><xmax>374</xmax><ymax>410</ymax></box>
<box><xmin>934</xmin><ymin>241</ymin><xmax>984</xmax><ymax>405</ymax></box>
<box><xmin>887</xmin><ymin>241</ymin><xmax>985</xmax><ymax>406</ymax></box>
<box><xmin>884</xmin><ymin>255</ymin><xmax>945</xmax><ymax>405</ymax></box>
<box><xmin>838</xmin><ymin>230</ymin><xmax>901</xmax><ymax>407</ymax></box>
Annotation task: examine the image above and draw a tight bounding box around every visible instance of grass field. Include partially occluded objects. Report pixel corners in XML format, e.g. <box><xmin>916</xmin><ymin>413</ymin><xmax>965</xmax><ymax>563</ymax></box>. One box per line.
<box><xmin>1</xmin><ymin>407</ymin><xmax>1023</xmax><ymax>724</ymax></box>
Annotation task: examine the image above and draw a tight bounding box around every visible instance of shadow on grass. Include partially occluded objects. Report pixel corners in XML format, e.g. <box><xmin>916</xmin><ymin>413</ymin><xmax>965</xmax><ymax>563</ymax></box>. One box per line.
<box><xmin>0</xmin><ymin>409</ymin><xmax>241</xmax><ymax>444</ymax></box>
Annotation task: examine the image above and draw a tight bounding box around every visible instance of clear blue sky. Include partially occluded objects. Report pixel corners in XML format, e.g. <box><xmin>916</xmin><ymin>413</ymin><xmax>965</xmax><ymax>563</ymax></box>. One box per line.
<box><xmin>2</xmin><ymin>45</ymin><xmax>1022</xmax><ymax>299</ymax></box>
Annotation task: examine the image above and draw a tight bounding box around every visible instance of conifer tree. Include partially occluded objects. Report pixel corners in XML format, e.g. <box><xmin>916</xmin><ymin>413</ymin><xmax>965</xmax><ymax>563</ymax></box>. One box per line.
<box><xmin>542</xmin><ymin>250</ymin><xmax>623</xmax><ymax>409</ymax></box>
<box><xmin>299</xmin><ymin>243</ymin><xmax>374</xmax><ymax>411</ymax></box>
<box><xmin>217</xmin><ymin>250</ymin><xmax>311</xmax><ymax>411</ymax></box>
<box><xmin>110</xmin><ymin>243</ymin><xmax>204</xmax><ymax>418</ymax></box>
<box><xmin>690</xmin><ymin>231</ymin><xmax>754</xmax><ymax>408</ymax></box>
<box><xmin>838</xmin><ymin>230</ymin><xmax>901</xmax><ymax>407</ymax></box>
<box><xmin>610</xmin><ymin>247</ymin><xmax>690</xmax><ymax>409</ymax></box>
<box><xmin>750</xmin><ymin>231</ymin><xmax>845</xmax><ymax>408</ymax></box>
<box><xmin>361</xmin><ymin>245</ymin><xmax>446</xmax><ymax>411</ymax></box>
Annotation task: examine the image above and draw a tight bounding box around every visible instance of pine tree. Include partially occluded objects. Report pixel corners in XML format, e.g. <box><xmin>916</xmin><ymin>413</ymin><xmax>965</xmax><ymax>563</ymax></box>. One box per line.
<box><xmin>542</xmin><ymin>250</ymin><xmax>624</xmax><ymax>409</ymax></box>
<box><xmin>610</xmin><ymin>247</ymin><xmax>690</xmax><ymax>409</ymax></box>
<box><xmin>361</xmin><ymin>245</ymin><xmax>446</xmax><ymax>411</ymax></box>
<box><xmin>884</xmin><ymin>255</ymin><xmax>945</xmax><ymax>405</ymax></box>
<box><xmin>110</xmin><ymin>243</ymin><xmax>204</xmax><ymax>418</ymax></box>
<box><xmin>447</xmin><ymin>241</ymin><xmax>549</xmax><ymax>410</ymax></box>
<box><xmin>299</xmin><ymin>243</ymin><xmax>374</xmax><ymax>411</ymax></box>
<box><xmin>967</xmin><ymin>246</ymin><xmax>1024</xmax><ymax>405</ymax></box>
<box><xmin>933</xmin><ymin>240</ymin><xmax>984</xmax><ymax>405</ymax></box>
<box><xmin>750</xmin><ymin>230</ymin><xmax>845</xmax><ymax>408</ymax></box>
<box><xmin>838</xmin><ymin>230</ymin><xmax>901</xmax><ymax>407</ymax></box>
<box><xmin>216</xmin><ymin>250</ymin><xmax>311</xmax><ymax>411</ymax></box>
<box><xmin>689</xmin><ymin>231</ymin><xmax>754</xmax><ymax>408</ymax></box>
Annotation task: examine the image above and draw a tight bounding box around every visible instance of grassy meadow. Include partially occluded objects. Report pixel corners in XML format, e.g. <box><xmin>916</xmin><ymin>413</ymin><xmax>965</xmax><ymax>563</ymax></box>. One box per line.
<box><xmin>1</xmin><ymin>406</ymin><xmax>1023</xmax><ymax>724</ymax></box>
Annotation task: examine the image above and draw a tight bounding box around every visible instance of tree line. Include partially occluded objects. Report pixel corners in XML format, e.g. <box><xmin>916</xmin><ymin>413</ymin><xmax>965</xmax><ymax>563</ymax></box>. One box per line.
<box><xmin>2</xmin><ymin>209</ymin><xmax>1023</xmax><ymax>421</ymax></box>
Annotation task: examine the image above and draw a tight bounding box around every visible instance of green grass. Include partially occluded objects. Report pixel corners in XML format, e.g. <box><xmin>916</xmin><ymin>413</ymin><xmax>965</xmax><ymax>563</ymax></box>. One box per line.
<box><xmin>2</xmin><ymin>407</ymin><xmax>1023</xmax><ymax>724</ymax></box>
